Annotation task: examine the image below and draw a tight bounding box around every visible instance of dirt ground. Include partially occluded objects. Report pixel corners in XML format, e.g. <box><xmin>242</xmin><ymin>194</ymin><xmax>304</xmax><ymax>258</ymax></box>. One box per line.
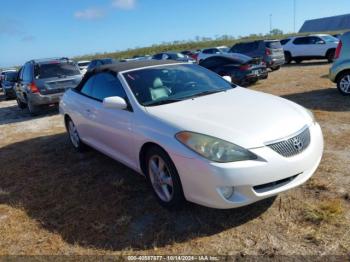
<box><xmin>0</xmin><ymin>62</ymin><xmax>349</xmax><ymax>257</ymax></box>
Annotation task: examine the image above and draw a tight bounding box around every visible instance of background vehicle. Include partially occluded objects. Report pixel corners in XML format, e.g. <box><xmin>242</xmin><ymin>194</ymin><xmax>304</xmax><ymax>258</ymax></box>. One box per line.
<box><xmin>199</xmin><ymin>55</ymin><xmax>268</xmax><ymax>86</ymax></box>
<box><xmin>15</xmin><ymin>58</ymin><xmax>82</xmax><ymax>115</ymax></box>
<box><xmin>152</xmin><ymin>52</ymin><xmax>196</xmax><ymax>63</ymax></box>
<box><xmin>0</xmin><ymin>69</ymin><xmax>17</xmax><ymax>90</ymax></box>
<box><xmin>77</xmin><ymin>60</ymin><xmax>90</xmax><ymax>75</ymax></box>
<box><xmin>60</xmin><ymin>60</ymin><xmax>323</xmax><ymax>209</ymax></box>
<box><xmin>229</xmin><ymin>40</ymin><xmax>285</xmax><ymax>71</ymax></box>
<box><xmin>181</xmin><ymin>50</ymin><xmax>199</xmax><ymax>61</ymax></box>
<box><xmin>86</xmin><ymin>58</ymin><xmax>118</xmax><ymax>72</ymax></box>
<box><xmin>282</xmin><ymin>34</ymin><xmax>339</xmax><ymax>64</ymax></box>
<box><xmin>1</xmin><ymin>70</ymin><xmax>18</xmax><ymax>99</ymax></box>
<box><xmin>329</xmin><ymin>31</ymin><xmax>350</xmax><ymax>95</ymax></box>
<box><xmin>197</xmin><ymin>46</ymin><xmax>230</xmax><ymax>62</ymax></box>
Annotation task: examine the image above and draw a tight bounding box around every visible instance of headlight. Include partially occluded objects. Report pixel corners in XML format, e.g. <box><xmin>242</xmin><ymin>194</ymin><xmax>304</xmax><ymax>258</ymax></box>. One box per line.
<box><xmin>175</xmin><ymin>131</ymin><xmax>257</xmax><ymax>163</ymax></box>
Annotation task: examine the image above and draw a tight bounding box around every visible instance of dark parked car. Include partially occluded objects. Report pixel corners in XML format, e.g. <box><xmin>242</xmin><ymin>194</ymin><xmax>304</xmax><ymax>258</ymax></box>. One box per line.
<box><xmin>229</xmin><ymin>40</ymin><xmax>285</xmax><ymax>71</ymax></box>
<box><xmin>199</xmin><ymin>54</ymin><xmax>268</xmax><ymax>87</ymax></box>
<box><xmin>152</xmin><ymin>52</ymin><xmax>196</xmax><ymax>63</ymax></box>
<box><xmin>15</xmin><ymin>58</ymin><xmax>82</xmax><ymax>115</ymax></box>
<box><xmin>87</xmin><ymin>58</ymin><xmax>118</xmax><ymax>72</ymax></box>
<box><xmin>1</xmin><ymin>70</ymin><xmax>18</xmax><ymax>99</ymax></box>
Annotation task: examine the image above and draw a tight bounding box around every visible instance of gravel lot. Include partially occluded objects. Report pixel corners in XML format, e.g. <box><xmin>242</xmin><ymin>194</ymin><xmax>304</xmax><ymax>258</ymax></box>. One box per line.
<box><xmin>0</xmin><ymin>62</ymin><xmax>349</xmax><ymax>256</ymax></box>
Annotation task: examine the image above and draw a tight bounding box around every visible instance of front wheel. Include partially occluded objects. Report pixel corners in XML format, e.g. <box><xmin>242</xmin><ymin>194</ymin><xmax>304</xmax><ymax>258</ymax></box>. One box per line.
<box><xmin>145</xmin><ymin>146</ymin><xmax>185</xmax><ymax>209</ymax></box>
<box><xmin>337</xmin><ymin>72</ymin><xmax>350</xmax><ymax>96</ymax></box>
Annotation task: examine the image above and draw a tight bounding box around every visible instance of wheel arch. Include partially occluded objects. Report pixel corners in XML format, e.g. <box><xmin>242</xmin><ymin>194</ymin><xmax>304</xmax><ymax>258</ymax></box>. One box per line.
<box><xmin>335</xmin><ymin>69</ymin><xmax>350</xmax><ymax>83</ymax></box>
<box><xmin>139</xmin><ymin>142</ymin><xmax>167</xmax><ymax>175</ymax></box>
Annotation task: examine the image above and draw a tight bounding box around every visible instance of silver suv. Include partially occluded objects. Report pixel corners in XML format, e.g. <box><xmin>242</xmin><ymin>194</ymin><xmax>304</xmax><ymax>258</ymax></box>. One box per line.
<box><xmin>15</xmin><ymin>58</ymin><xmax>82</xmax><ymax>114</ymax></box>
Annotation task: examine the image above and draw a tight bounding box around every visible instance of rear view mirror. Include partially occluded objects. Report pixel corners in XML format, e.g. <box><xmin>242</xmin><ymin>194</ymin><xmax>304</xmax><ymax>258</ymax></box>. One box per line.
<box><xmin>103</xmin><ymin>96</ymin><xmax>127</xmax><ymax>110</ymax></box>
<box><xmin>222</xmin><ymin>75</ymin><xmax>232</xmax><ymax>83</ymax></box>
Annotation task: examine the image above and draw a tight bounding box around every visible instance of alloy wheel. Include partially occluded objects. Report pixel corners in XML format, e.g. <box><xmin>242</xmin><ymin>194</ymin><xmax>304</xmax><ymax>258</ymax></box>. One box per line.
<box><xmin>340</xmin><ymin>74</ymin><xmax>350</xmax><ymax>94</ymax></box>
<box><xmin>148</xmin><ymin>155</ymin><xmax>174</xmax><ymax>202</ymax></box>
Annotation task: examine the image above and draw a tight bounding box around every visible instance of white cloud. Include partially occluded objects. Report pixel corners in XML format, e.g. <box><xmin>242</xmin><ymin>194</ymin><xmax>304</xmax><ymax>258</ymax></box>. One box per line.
<box><xmin>112</xmin><ymin>0</ymin><xmax>136</xmax><ymax>10</ymax></box>
<box><xmin>74</xmin><ymin>8</ymin><xmax>106</xmax><ymax>20</ymax></box>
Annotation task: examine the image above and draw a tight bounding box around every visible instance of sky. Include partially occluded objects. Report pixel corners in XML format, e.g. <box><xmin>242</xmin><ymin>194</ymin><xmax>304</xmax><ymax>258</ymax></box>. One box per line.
<box><xmin>1</xmin><ymin>0</ymin><xmax>350</xmax><ymax>67</ymax></box>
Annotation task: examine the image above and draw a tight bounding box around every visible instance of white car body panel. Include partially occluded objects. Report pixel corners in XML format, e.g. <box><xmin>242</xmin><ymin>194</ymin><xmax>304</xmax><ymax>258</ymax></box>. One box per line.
<box><xmin>284</xmin><ymin>34</ymin><xmax>339</xmax><ymax>57</ymax></box>
<box><xmin>60</xmin><ymin>63</ymin><xmax>324</xmax><ymax>209</ymax></box>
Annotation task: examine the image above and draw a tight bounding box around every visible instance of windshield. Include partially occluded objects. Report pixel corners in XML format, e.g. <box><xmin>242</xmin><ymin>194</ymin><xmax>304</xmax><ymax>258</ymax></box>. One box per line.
<box><xmin>320</xmin><ymin>35</ymin><xmax>339</xmax><ymax>43</ymax></box>
<box><xmin>78</xmin><ymin>62</ymin><xmax>90</xmax><ymax>67</ymax></box>
<box><xmin>266</xmin><ymin>41</ymin><xmax>282</xmax><ymax>49</ymax></box>
<box><xmin>218</xmin><ymin>47</ymin><xmax>229</xmax><ymax>53</ymax></box>
<box><xmin>34</xmin><ymin>62</ymin><xmax>81</xmax><ymax>79</ymax></box>
<box><xmin>123</xmin><ymin>64</ymin><xmax>235</xmax><ymax>106</ymax></box>
<box><xmin>5</xmin><ymin>72</ymin><xmax>18</xmax><ymax>81</ymax></box>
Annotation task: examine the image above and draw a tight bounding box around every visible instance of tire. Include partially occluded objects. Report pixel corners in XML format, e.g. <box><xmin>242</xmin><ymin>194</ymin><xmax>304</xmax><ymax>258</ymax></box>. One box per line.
<box><xmin>66</xmin><ymin>117</ymin><xmax>86</xmax><ymax>151</ymax></box>
<box><xmin>270</xmin><ymin>65</ymin><xmax>280</xmax><ymax>71</ymax></box>
<box><xmin>145</xmin><ymin>146</ymin><xmax>185</xmax><ymax>209</ymax></box>
<box><xmin>336</xmin><ymin>71</ymin><xmax>350</xmax><ymax>96</ymax></box>
<box><xmin>326</xmin><ymin>49</ymin><xmax>335</xmax><ymax>63</ymax></box>
<box><xmin>294</xmin><ymin>58</ymin><xmax>303</xmax><ymax>64</ymax></box>
<box><xmin>27</xmin><ymin>100</ymin><xmax>40</xmax><ymax>115</ymax></box>
<box><xmin>284</xmin><ymin>52</ymin><xmax>292</xmax><ymax>64</ymax></box>
<box><xmin>16</xmin><ymin>97</ymin><xmax>26</xmax><ymax>109</ymax></box>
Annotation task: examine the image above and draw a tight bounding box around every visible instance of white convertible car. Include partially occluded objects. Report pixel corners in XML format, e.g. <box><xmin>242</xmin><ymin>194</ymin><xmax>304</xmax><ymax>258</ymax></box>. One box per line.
<box><xmin>59</xmin><ymin>60</ymin><xmax>323</xmax><ymax>209</ymax></box>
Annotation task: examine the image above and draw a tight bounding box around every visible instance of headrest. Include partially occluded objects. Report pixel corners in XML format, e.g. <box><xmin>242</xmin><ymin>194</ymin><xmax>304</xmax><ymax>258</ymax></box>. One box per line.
<box><xmin>153</xmin><ymin>77</ymin><xmax>163</xmax><ymax>89</ymax></box>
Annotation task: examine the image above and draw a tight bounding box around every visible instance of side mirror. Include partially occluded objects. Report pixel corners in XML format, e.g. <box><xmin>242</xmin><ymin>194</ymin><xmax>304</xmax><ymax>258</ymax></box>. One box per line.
<box><xmin>222</xmin><ymin>75</ymin><xmax>232</xmax><ymax>83</ymax></box>
<box><xmin>316</xmin><ymin>40</ymin><xmax>325</xmax><ymax>45</ymax></box>
<box><xmin>103</xmin><ymin>96</ymin><xmax>128</xmax><ymax>110</ymax></box>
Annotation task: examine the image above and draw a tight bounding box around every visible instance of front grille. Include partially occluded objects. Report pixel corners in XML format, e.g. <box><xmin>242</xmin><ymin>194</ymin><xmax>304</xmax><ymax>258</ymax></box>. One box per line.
<box><xmin>267</xmin><ymin>127</ymin><xmax>311</xmax><ymax>157</ymax></box>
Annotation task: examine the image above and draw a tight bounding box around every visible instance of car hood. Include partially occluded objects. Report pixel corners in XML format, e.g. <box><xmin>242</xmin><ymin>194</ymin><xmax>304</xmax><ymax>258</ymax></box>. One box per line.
<box><xmin>145</xmin><ymin>87</ymin><xmax>312</xmax><ymax>149</ymax></box>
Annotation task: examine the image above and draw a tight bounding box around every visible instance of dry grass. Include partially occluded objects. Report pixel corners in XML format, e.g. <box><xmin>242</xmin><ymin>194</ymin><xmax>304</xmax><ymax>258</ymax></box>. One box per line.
<box><xmin>303</xmin><ymin>199</ymin><xmax>344</xmax><ymax>224</ymax></box>
<box><xmin>0</xmin><ymin>61</ymin><xmax>349</xmax><ymax>256</ymax></box>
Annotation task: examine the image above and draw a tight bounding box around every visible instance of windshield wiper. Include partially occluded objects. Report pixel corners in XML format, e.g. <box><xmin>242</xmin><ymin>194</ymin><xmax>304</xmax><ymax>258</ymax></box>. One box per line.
<box><xmin>186</xmin><ymin>89</ymin><xmax>227</xmax><ymax>99</ymax></box>
<box><xmin>145</xmin><ymin>99</ymin><xmax>183</xmax><ymax>106</ymax></box>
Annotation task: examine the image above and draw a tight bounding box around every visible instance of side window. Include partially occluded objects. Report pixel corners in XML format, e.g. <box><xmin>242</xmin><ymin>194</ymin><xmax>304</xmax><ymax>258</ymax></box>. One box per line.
<box><xmin>309</xmin><ymin>37</ymin><xmax>323</xmax><ymax>44</ymax></box>
<box><xmin>18</xmin><ymin>67</ymin><xmax>24</xmax><ymax>81</ymax></box>
<box><xmin>80</xmin><ymin>76</ymin><xmax>95</xmax><ymax>97</ymax></box>
<box><xmin>293</xmin><ymin>37</ymin><xmax>309</xmax><ymax>45</ymax></box>
<box><xmin>23</xmin><ymin>64</ymin><xmax>32</xmax><ymax>82</ymax></box>
<box><xmin>91</xmin><ymin>73</ymin><xmax>127</xmax><ymax>101</ymax></box>
<box><xmin>203</xmin><ymin>49</ymin><xmax>211</xmax><ymax>54</ymax></box>
<box><xmin>280</xmin><ymin>39</ymin><xmax>290</xmax><ymax>45</ymax></box>
<box><xmin>152</xmin><ymin>54</ymin><xmax>161</xmax><ymax>59</ymax></box>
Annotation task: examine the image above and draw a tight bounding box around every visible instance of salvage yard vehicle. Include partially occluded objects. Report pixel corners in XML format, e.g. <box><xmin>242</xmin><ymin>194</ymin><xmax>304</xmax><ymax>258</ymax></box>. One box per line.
<box><xmin>329</xmin><ymin>31</ymin><xmax>350</xmax><ymax>95</ymax></box>
<box><xmin>15</xmin><ymin>58</ymin><xmax>82</xmax><ymax>115</ymax></box>
<box><xmin>1</xmin><ymin>70</ymin><xmax>18</xmax><ymax>99</ymax></box>
<box><xmin>197</xmin><ymin>46</ymin><xmax>230</xmax><ymax>62</ymax></box>
<box><xmin>0</xmin><ymin>69</ymin><xmax>17</xmax><ymax>90</ymax></box>
<box><xmin>229</xmin><ymin>40</ymin><xmax>285</xmax><ymax>71</ymax></box>
<box><xmin>199</xmin><ymin>55</ymin><xmax>268</xmax><ymax>86</ymax></box>
<box><xmin>77</xmin><ymin>60</ymin><xmax>91</xmax><ymax>75</ymax></box>
<box><xmin>152</xmin><ymin>52</ymin><xmax>196</xmax><ymax>63</ymax></box>
<box><xmin>60</xmin><ymin>60</ymin><xmax>323</xmax><ymax>209</ymax></box>
<box><xmin>282</xmin><ymin>34</ymin><xmax>339</xmax><ymax>64</ymax></box>
<box><xmin>86</xmin><ymin>58</ymin><xmax>118</xmax><ymax>73</ymax></box>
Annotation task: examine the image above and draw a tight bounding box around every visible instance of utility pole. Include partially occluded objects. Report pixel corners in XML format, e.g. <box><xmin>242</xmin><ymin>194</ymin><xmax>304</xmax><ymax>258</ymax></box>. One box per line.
<box><xmin>270</xmin><ymin>14</ymin><xmax>272</xmax><ymax>33</ymax></box>
<box><xmin>293</xmin><ymin>0</ymin><xmax>296</xmax><ymax>32</ymax></box>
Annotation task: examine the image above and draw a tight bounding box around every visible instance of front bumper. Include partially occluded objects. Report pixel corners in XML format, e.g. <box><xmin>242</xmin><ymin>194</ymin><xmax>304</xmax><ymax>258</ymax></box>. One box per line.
<box><xmin>171</xmin><ymin>123</ymin><xmax>323</xmax><ymax>209</ymax></box>
<box><xmin>28</xmin><ymin>92</ymin><xmax>63</xmax><ymax>106</ymax></box>
<box><xmin>4</xmin><ymin>87</ymin><xmax>16</xmax><ymax>98</ymax></box>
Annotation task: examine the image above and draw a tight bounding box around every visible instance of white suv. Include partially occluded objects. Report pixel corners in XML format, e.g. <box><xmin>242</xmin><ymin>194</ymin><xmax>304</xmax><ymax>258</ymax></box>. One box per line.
<box><xmin>197</xmin><ymin>46</ymin><xmax>229</xmax><ymax>62</ymax></box>
<box><xmin>282</xmin><ymin>34</ymin><xmax>339</xmax><ymax>64</ymax></box>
